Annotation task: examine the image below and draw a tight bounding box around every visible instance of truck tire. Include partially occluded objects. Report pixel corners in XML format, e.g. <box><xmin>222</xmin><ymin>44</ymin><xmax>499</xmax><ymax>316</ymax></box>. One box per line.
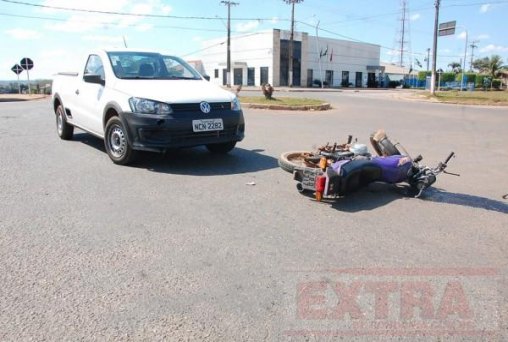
<box><xmin>56</xmin><ymin>105</ymin><xmax>74</xmax><ymax>140</ymax></box>
<box><xmin>278</xmin><ymin>151</ymin><xmax>318</xmax><ymax>173</ymax></box>
<box><xmin>206</xmin><ymin>141</ymin><xmax>236</xmax><ymax>154</ymax></box>
<box><xmin>104</xmin><ymin>116</ymin><xmax>137</xmax><ymax>165</ymax></box>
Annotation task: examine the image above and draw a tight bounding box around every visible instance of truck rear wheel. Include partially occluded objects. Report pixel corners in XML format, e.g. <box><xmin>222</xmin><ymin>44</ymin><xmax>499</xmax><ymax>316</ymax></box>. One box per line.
<box><xmin>56</xmin><ymin>105</ymin><xmax>74</xmax><ymax>140</ymax></box>
<box><xmin>104</xmin><ymin>116</ymin><xmax>137</xmax><ymax>165</ymax></box>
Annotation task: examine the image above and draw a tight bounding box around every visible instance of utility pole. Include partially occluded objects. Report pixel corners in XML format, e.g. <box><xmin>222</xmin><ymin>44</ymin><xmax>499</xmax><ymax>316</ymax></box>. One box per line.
<box><xmin>221</xmin><ymin>1</ymin><xmax>239</xmax><ymax>88</ymax></box>
<box><xmin>284</xmin><ymin>0</ymin><xmax>303</xmax><ymax>87</ymax></box>
<box><xmin>469</xmin><ymin>40</ymin><xmax>479</xmax><ymax>71</ymax></box>
<box><xmin>430</xmin><ymin>0</ymin><xmax>440</xmax><ymax>95</ymax></box>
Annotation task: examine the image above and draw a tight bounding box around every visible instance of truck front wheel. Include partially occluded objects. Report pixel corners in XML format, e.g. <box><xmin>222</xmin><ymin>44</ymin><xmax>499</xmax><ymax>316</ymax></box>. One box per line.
<box><xmin>104</xmin><ymin>116</ymin><xmax>137</xmax><ymax>165</ymax></box>
<box><xmin>56</xmin><ymin>105</ymin><xmax>73</xmax><ymax>140</ymax></box>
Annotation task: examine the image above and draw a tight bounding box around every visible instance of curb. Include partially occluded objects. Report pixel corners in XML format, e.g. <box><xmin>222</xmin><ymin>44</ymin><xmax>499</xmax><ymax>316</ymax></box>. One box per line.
<box><xmin>242</xmin><ymin>102</ymin><xmax>331</xmax><ymax>111</ymax></box>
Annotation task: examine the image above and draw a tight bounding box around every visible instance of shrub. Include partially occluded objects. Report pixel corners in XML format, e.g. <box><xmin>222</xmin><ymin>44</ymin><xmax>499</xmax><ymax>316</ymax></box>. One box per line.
<box><xmin>492</xmin><ymin>79</ymin><xmax>501</xmax><ymax>89</ymax></box>
<box><xmin>388</xmin><ymin>80</ymin><xmax>400</xmax><ymax>88</ymax></box>
<box><xmin>261</xmin><ymin>83</ymin><xmax>274</xmax><ymax>99</ymax></box>
<box><xmin>418</xmin><ymin>71</ymin><xmax>431</xmax><ymax>81</ymax></box>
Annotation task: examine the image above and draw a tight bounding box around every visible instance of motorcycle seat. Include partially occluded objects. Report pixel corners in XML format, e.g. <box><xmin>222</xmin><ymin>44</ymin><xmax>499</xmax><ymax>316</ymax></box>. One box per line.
<box><xmin>327</xmin><ymin>160</ymin><xmax>382</xmax><ymax>196</ymax></box>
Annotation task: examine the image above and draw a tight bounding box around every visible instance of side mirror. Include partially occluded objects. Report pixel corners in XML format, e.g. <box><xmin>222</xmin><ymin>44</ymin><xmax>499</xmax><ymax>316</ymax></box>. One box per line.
<box><xmin>83</xmin><ymin>74</ymin><xmax>105</xmax><ymax>86</ymax></box>
<box><xmin>203</xmin><ymin>75</ymin><xmax>210</xmax><ymax>81</ymax></box>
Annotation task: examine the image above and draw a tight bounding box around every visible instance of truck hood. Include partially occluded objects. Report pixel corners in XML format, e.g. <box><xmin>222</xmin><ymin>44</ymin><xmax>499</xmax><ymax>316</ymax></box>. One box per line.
<box><xmin>112</xmin><ymin>79</ymin><xmax>236</xmax><ymax>103</ymax></box>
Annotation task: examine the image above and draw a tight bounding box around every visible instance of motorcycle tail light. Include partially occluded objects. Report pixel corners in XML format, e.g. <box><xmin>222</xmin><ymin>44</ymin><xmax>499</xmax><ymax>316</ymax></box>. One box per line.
<box><xmin>315</xmin><ymin>175</ymin><xmax>326</xmax><ymax>201</ymax></box>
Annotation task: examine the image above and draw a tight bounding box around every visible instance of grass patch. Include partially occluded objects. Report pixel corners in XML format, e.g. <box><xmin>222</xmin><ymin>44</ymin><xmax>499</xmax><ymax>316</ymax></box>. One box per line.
<box><xmin>239</xmin><ymin>96</ymin><xmax>326</xmax><ymax>106</ymax></box>
<box><xmin>422</xmin><ymin>90</ymin><xmax>508</xmax><ymax>105</ymax></box>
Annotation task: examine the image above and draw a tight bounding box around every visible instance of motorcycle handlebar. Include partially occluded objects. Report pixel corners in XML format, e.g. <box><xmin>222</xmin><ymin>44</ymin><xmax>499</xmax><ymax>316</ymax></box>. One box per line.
<box><xmin>444</xmin><ymin>152</ymin><xmax>455</xmax><ymax>164</ymax></box>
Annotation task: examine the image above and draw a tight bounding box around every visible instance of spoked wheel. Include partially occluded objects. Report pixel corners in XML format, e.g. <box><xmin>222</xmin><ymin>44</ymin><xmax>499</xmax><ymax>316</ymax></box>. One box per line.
<box><xmin>104</xmin><ymin>116</ymin><xmax>137</xmax><ymax>165</ymax></box>
<box><xmin>55</xmin><ymin>105</ymin><xmax>74</xmax><ymax>140</ymax></box>
<box><xmin>278</xmin><ymin>151</ymin><xmax>320</xmax><ymax>173</ymax></box>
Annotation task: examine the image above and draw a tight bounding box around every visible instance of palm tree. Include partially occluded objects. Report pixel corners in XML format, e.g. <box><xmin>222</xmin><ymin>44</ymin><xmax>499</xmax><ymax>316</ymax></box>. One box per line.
<box><xmin>448</xmin><ymin>62</ymin><xmax>462</xmax><ymax>74</ymax></box>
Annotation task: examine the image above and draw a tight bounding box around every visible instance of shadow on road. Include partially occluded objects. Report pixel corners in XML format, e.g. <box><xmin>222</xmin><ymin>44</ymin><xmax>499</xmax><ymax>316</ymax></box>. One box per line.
<box><xmin>421</xmin><ymin>188</ymin><xmax>508</xmax><ymax>214</ymax></box>
<box><xmin>314</xmin><ymin>183</ymin><xmax>508</xmax><ymax>214</ymax></box>
<box><xmin>72</xmin><ymin>132</ymin><xmax>278</xmax><ymax>176</ymax></box>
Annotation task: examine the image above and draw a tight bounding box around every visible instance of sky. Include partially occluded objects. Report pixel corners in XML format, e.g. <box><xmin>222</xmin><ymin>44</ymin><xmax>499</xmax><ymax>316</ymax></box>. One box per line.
<box><xmin>1</xmin><ymin>0</ymin><xmax>507</xmax><ymax>80</ymax></box>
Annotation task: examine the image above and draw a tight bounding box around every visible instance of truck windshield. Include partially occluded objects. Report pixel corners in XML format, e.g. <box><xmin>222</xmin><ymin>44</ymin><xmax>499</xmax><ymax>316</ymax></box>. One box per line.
<box><xmin>107</xmin><ymin>52</ymin><xmax>202</xmax><ymax>80</ymax></box>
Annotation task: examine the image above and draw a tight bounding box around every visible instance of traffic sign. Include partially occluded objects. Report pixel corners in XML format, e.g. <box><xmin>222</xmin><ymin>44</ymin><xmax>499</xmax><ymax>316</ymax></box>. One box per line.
<box><xmin>20</xmin><ymin>57</ymin><xmax>34</xmax><ymax>70</ymax></box>
<box><xmin>438</xmin><ymin>21</ymin><xmax>456</xmax><ymax>37</ymax></box>
<box><xmin>11</xmin><ymin>64</ymin><xmax>23</xmax><ymax>75</ymax></box>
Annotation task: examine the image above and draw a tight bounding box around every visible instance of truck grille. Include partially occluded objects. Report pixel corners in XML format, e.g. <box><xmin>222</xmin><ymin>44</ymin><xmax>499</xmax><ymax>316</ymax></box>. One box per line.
<box><xmin>171</xmin><ymin>102</ymin><xmax>231</xmax><ymax>112</ymax></box>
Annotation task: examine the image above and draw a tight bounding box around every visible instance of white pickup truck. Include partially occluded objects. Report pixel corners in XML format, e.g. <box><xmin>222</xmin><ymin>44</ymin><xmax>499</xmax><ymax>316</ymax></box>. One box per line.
<box><xmin>51</xmin><ymin>49</ymin><xmax>245</xmax><ymax>165</ymax></box>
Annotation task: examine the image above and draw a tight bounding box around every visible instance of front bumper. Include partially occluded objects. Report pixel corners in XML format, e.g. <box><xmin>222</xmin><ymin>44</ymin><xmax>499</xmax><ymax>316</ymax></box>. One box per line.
<box><xmin>120</xmin><ymin>109</ymin><xmax>245</xmax><ymax>152</ymax></box>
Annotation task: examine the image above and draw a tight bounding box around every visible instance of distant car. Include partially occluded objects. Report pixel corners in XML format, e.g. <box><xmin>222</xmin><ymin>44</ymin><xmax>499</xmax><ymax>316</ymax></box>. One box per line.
<box><xmin>52</xmin><ymin>49</ymin><xmax>245</xmax><ymax>165</ymax></box>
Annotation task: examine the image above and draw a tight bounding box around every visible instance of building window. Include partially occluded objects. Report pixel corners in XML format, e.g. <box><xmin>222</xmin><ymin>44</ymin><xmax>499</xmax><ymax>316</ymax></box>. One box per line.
<box><xmin>247</xmin><ymin>68</ymin><xmax>255</xmax><ymax>86</ymax></box>
<box><xmin>342</xmin><ymin>71</ymin><xmax>350</xmax><ymax>87</ymax></box>
<box><xmin>260</xmin><ymin>67</ymin><xmax>269</xmax><ymax>85</ymax></box>
<box><xmin>325</xmin><ymin>70</ymin><xmax>333</xmax><ymax>86</ymax></box>
<box><xmin>214</xmin><ymin>69</ymin><xmax>219</xmax><ymax>78</ymax></box>
<box><xmin>307</xmin><ymin>69</ymin><xmax>313</xmax><ymax>87</ymax></box>
<box><xmin>233</xmin><ymin>68</ymin><xmax>243</xmax><ymax>85</ymax></box>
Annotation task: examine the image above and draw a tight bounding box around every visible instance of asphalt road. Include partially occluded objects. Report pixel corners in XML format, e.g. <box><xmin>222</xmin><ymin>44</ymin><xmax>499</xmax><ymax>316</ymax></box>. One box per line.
<box><xmin>1</xmin><ymin>93</ymin><xmax>507</xmax><ymax>341</ymax></box>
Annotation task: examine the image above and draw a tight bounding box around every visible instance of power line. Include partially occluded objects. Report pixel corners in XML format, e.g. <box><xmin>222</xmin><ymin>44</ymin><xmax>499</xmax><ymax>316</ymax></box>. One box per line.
<box><xmin>0</xmin><ymin>0</ymin><xmax>288</xmax><ymax>22</ymax></box>
<box><xmin>0</xmin><ymin>12</ymin><xmax>227</xmax><ymax>32</ymax></box>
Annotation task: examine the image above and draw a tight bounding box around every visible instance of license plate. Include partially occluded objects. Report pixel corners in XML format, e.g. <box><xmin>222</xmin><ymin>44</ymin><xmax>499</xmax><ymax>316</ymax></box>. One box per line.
<box><xmin>192</xmin><ymin>119</ymin><xmax>224</xmax><ymax>132</ymax></box>
<box><xmin>301</xmin><ymin>168</ymin><xmax>322</xmax><ymax>190</ymax></box>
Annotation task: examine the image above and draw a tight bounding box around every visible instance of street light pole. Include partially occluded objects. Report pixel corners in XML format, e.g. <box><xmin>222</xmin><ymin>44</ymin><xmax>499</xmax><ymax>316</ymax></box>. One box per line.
<box><xmin>221</xmin><ymin>1</ymin><xmax>239</xmax><ymax>88</ymax></box>
<box><xmin>430</xmin><ymin>0</ymin><xmax>440</xmax><ymax>95</ymax></box>
<box><xmin>460</xmin><ymin>29</ymin><xmax>468</xmax><ymax>92</ymax></box>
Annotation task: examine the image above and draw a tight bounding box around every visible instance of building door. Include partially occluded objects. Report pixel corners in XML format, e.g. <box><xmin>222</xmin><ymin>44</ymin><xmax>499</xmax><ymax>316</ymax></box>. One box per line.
<box><xmin>367</xmin><ymin>72</ymin><xmax>376</xmax><ymax>88</ymax></box>
<box><xmin>355</xmin><ymin>72</ymin><xmax>363</xmax><ymax>87</ymax></box>
<box><xmin>260</xmin><ymin>67</ymin><xmax>269</xmax><ymax>85</ymax></box>
<box><xmin>247</xmin><ymin>68</ymin><xmax>255</xmax><ymax>86</ymax></box>
<box><xmin>233</xmin><ymin>68</ymin><xmax>243</xmax><ymax>85</ymax></box>
<box><xmin>222</xmin><ymin>69</ymin><xmax>227</xmax><ymax>86</ymax></box>
<box><xmin>279</xmin><ymin>40</ymin><xmax>302</xmax><ymax>86</ymax></box>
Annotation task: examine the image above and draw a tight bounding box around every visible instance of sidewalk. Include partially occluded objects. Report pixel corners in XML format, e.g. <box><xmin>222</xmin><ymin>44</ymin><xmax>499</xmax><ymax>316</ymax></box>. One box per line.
<box><xmin>0</xmin><ymin>94</ymin><xmax>49</xmax><ymax>102</ymax></box>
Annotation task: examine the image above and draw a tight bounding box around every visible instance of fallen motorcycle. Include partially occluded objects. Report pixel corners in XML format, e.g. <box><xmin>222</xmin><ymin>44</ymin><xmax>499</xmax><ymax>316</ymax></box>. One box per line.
<box><xmin>278</xmin><ymin>130</ymin><xmax>458</xmax><ymax>201</ymax></box>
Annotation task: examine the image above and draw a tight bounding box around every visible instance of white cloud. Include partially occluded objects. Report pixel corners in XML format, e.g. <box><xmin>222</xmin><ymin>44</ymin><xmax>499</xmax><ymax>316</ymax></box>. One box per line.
<box><xmin>480</xmin><ymin>4</ymin><xmax>491</xmax><ymax>13</ymax></box>
<box><xmin>271</xmin><ymin>17</ymin><xmax>279</xmax><ymax>24</ymax></box>
<box><xmin>410</xmin><ymin>13</ymin><xmax>421</xmax><ymax>21</ymax></box>
<box><xmin>5</xmin><ymin>28</ymin><xmax>42</xmax><ymax>40</ymax></box>
<box><xmin>476</xmin><ymin>34</ymin><xmax>490</xmax><ymax>40</ymax></box>
<box><xmin>41</xmin><ymin>0</ymin><xmax>167</xmax><ymax>33</ymax></box>
<box><xmin>235</xmin><ymin>21</ymin><xmax>259</xmax><ymax>33</ymax></box>
<box><xmin>480</xmin><ymin>44</ymin><xmax>508</xmax><ymax>53</ymax></box>
<box><xmin>135</xmin><ymin>23</ymin><xmax>153</xmax><ymax>32</ymax></box>
<box><xmin>82</xmin><ymin>35</ymin><xmax>123</xmax><ymax>44</ymax></box>
<box><xmin>456</xmin><ymin>31</ymin><xmax>467</xmax><ymax>40</ymax></box>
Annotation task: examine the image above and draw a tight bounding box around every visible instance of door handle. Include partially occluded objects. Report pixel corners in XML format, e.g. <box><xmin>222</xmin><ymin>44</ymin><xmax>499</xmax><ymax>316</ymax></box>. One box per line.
<box><xmin>75</xmin><ymin>89</ymin><xmax>80</xmax><ymax>95</ymax></box>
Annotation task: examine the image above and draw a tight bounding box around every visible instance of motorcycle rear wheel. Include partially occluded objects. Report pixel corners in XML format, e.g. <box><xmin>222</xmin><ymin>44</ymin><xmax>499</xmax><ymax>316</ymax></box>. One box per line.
<box><xmin>278</xmin><ymin>151</ymin><xmax>320</xmax><ymax>173</ymax></box>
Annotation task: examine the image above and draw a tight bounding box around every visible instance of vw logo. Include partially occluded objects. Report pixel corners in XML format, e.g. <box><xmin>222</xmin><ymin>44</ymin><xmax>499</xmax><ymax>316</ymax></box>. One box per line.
<box><xmin>200</xmin><ymin>101</ymin><xmax>211</xmax><ymax>114</ymax></box>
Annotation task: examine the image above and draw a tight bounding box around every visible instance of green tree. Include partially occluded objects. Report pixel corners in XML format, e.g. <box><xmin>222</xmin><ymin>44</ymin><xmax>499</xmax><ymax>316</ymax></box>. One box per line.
<box><xmin>472</xmin><ymin>55</ymin><xmax>504</xmax><ymax>78</ymax></box>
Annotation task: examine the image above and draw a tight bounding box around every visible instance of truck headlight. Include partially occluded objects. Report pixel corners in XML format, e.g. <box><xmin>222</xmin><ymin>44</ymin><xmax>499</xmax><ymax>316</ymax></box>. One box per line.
<box><xmin>231</xmin><ymin>96</ymin><xmax>241</xmax><ymax>111</ymax></box>
<box><xmin>129</xmin><ymin>97</ymin><xmax>173</xmax><ymax>115</ymax></box>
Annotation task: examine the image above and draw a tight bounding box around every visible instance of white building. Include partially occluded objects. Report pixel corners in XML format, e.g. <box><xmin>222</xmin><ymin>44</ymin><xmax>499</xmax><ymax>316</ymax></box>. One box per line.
<box><xmin>198</xmin><ymin>29</ymin><xmax>382</xmax><ymax>88</ymax></box>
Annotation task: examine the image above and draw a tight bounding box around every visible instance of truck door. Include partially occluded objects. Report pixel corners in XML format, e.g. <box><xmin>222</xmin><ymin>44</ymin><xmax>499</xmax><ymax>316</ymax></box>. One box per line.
<box><xmin>74</xmin><ymin>54</ymin><xmax>106</xmax><ymax>136</ymax></box>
